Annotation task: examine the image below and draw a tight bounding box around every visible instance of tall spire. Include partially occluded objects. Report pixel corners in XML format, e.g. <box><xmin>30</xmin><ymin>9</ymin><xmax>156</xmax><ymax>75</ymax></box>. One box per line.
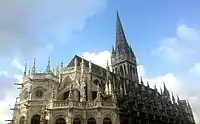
<box><xmin>116</xmin><ymin>11</ymin><xmax>129</xmax><ymax>53</ymax></box>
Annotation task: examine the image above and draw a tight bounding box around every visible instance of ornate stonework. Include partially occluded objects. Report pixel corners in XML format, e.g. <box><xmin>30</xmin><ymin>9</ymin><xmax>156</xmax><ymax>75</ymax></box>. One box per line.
<box><xmin>7</xmin><ymin>12</ymin><xmax>195</xmax><ymax>124</ymax></box>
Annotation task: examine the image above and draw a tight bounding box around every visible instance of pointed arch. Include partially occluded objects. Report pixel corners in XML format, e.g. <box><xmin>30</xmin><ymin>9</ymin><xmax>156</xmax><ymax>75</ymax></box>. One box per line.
<box><xmin>73</xmin><ymin>118</ymin><xmax>81</xmax><ymax>124</ymax></box>
<box><xmin>87</xmin><ymin>117</ymin><xmax>96</xmax><ymax>124</ymax></box>
<box><xmin>55</xmin><ymin>117</ymin><xmax>66</xmax><ymax>124</ymax></box>
<box><xmin>19</xmin><ymin>116</ymin><xmax>25</xmax><ymax>124</ymax></box>
<box><xmin>103</xmin><ymin>117</ymin><xmax>112</xmax><ymax>124</ymax></box>
<box><xmin>31</xmin><ymin>114</ymin><xmax>40</xmax><ymax>124</ymax></box>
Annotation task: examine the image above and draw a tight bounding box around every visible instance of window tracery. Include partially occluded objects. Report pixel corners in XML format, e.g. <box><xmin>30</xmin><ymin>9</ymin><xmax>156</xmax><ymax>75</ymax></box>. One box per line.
<box><xmin>55</xmin><ymin>117</ymin><xmax>66</xmax><ymax>124</ymax></box>
<box><xmin>73</xmin><ymin>118</ymin><xmax>81</xmax><ymax>124</ymax></box>
<box><xmin>87</xmin><ymin>117</ymin><xmax>96</xmax><ymax>124</ymax></box>
<box><xmin>103</xmin><ymin>117</ymin><xmax>112</xmax><ymax>124</ymax></box>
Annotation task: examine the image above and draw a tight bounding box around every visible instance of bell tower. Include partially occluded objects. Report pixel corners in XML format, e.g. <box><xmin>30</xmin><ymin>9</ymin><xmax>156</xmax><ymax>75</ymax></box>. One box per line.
<box><xmin>111</xmin><ymin>11</ymin><xmax>139</xmax><ymax>83</ymax></box>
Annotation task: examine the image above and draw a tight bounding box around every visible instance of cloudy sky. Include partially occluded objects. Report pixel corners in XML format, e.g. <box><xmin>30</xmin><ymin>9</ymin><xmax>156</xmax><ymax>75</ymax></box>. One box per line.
<box><xmin>0</xmin><ymin>0</ymin><xmax>200</xmax><ymax>123</ymax></box>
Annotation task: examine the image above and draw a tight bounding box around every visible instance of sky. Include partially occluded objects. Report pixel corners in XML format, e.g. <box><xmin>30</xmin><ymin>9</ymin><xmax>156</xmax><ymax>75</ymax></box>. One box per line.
<box><xmin>0</xmin><ymin>0</ymin><xmax>200</xmax><ymax>123</ymax></box>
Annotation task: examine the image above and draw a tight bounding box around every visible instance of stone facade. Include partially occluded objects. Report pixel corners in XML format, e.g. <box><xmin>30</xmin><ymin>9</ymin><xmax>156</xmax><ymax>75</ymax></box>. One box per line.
<box><xmin>7</xmin><ymin>12</ymin><xmax>195</xmax><ymax>124</ymax></box>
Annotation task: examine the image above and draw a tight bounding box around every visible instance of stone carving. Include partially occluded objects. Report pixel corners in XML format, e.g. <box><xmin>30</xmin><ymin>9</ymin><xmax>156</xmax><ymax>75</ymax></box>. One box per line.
<box><xmin>8</xmin><ymin>13</ymin><xmax>196</xmax><ymax>124</ymax></box>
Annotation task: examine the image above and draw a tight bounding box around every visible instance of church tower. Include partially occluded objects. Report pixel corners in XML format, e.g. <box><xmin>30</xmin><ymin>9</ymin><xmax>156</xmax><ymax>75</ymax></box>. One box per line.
<box><xmin>111</xmin><ymin>12</ymin><xmax>139</xmax><ymax>83</ymax></box>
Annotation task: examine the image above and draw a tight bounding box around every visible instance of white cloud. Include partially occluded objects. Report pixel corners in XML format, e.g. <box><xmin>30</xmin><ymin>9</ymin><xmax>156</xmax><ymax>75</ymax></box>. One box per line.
<box><xmin>0</xmin><ymin>0</ymin><xmax>108</xmax><ymax>59</ymax></box>
<box><xmin>152</xmin><ymin>24</ymin><xmax>200</xmax><ymax>62</ymax></box>
<box><xmin>82</xmin><ymin>51</ymin><xmax>111</xmax><ymax>68</ymax></box>
<box><xmin>0</xmin><ymin>71</ymin><xmax>8</xmax><ymax>76</ymax></box>
<box><xmin>82</xmin><ymin>51</ymin><xmax>200</xmax><ymax>123</ymax></box>
<box><xmin>11</xmin><ymin>59</ymin><xmax>24</xmax><ymax>72</ymax></box>
<box><xmin>189</xmin><ymin>62</ymin><xmax>200</xmax><ymax>76</ymax></box>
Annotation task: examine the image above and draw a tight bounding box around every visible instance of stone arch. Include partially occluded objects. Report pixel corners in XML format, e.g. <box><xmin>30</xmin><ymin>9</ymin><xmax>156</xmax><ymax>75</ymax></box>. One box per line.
<box><xmin>102</xmin><ymin>113</ymin><xmax>115</xmax><ymax>123</ymax></box>
<box><xmin>103</xmin><ymin>117</ymin><xmax>112</xmax><ymax>124</ymax></box>
<box><xmin>73</xmin><ymin>117</ymin><xmax>81</xmax><ymax>124</ymax></box>
<box><xmin>87</xmin><ymin>117</ymin><xmax>96</xmax><ymax>124</ymax></box>
<box><xmin>31</xmin><ymin>114</ymin><xmax>41</xmax><ymax>124</ymax></box>
<box><xmin>19</xmin><ymin>116</ymin><xmax>25</xmax><ymax>124</ymax></box>
<box><xmin>55</xmin><ymin>117</ymin><xmax>66</xmax><ymax>124</ymax></box>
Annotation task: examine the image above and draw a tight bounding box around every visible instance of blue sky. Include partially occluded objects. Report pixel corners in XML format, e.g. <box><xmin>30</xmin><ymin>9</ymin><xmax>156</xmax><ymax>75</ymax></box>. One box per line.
<box><xmin>49</xmin><ymin>0</ymin><xmax>200</xmax><ymax>76</ymax></box>
<box><xmin>0</xmin><ymin>0</ymin><xmax>200</xmax><ymax>123</ymax></box>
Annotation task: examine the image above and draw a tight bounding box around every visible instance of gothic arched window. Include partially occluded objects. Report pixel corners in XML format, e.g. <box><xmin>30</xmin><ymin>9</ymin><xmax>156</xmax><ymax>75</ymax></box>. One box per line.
<box><xmin>87</xmin><ymin>117</ymin><xmax>96</xmax><ymax>124</ymax></box>
<box><xmin>103</xmin><ymin>117</ymin><xmax>112</xmax><ymax>124</ymax></box>
<box><xmin>31</xmin><ymin>114</ymin><xmax>40</xmax><ymax>124</ymax></box>
<box><xmin>19</xmin><ymin>116</ymin><xmax>25</xmax><ymax>124</ymax></box>
<box><xmin>73</xmin><ymin>118</ymin><xmax>81</xmax><ymax>124</ymax></box>
<box><xmin>55</xmin><ymin>117</ymin><xmax>66</xmax><ymax>124</ymax></box>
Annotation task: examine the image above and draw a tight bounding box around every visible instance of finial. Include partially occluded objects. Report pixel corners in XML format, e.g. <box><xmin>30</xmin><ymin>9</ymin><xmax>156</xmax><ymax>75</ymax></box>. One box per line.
<box><xmin>89</xmin><ymin>60</ymin><xmax>92</xmax><ymax>72</ymax></box>
<box><xmin>177</xmin><ymin>94</ymin><xmax>180</xmax><ymax>103</ymax></box>
<box><xmin>112</xmin><ymin>45</ymin><xmax>115</xmax><ymax>53</ymax></box>
<box><xmin>106</xmin><ymin>60</ymin><xmax>110</xmax><ymax>71</ymax></box>
<box><xmin>154</xmin><ymin>84</ymin><xmax>157</xmax><ymax>91</ymax></box>
<box><xmin>31</xmin><ymin>58</ymin><xmax>36</xmax><ymax>74</ymax></box>
<box><xmin>56</xmin><ymin>62</ymin><xmax>60</xmax><ymax>75</ymax></box>
<box><xmin>46</xmin><ymin>57</ymin><xmax>51</xmax><ymax>73</ymax></box>
<box><xmin>23</xmin><ymin>62</ymin><xmax>27</xmax><ymax>77</ymax></box>
<box><xmin>140</xmin><ymin>76</ymin><xmax>143</xmax><ymax>85</ymax></box>
<box><xmin>81</xmin><ymin>58</ymin><xmax>84</xmax><ymax>73</ymax></box>
<box><xmin>147</xmin><ymin>81</ymin><xmax>149</xmax><ymax>87</ymax></box>
<box><xmin>171</xmin><ymin>92</ymin><xmax>175</xmax><ymax>104</ymax></box>
<box><xmin>163</xmin><ymin>82</ymin><xmax>167</xmax><ymax>90</ymax></box>
<box><xmin>160</xmin><ymin>87</ymin><xmax>163</xmax><ymax>94</ymax></box>
<box><xmin>60</xmin><ymin>61</ymin><xmax>63</xmax><ymax>68</ymax></box>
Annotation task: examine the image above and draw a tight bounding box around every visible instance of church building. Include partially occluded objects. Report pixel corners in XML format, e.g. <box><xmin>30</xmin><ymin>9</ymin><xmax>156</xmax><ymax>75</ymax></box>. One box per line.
<box><xmin>7</xmin><ymin>12</ymin><xmax>196</xmax><ymax>124</ymax></box>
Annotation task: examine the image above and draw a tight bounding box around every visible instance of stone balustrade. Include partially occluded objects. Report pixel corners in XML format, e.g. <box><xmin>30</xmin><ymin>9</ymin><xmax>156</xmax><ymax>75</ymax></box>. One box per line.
<box><xmin>52</xmin><ymin>100</ymin><xmax>116</xmax><ymax>109</ymax></box>
<box><xmin>53</xmin><ymin>101</ymin><xmax>69</xmax><ymax>108</ymax></box>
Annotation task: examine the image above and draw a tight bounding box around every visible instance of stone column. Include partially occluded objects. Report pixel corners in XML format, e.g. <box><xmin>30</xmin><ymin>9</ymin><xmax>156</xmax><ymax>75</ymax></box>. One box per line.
<box><xmin>97</xmin><ymin>117</ymin><xmax>102</xmax><ymax>124</ymax></box>
<box><xmin>66</xmin><ymin>117</ymin><xmax>72</xmax><ymax>124</ymax></box>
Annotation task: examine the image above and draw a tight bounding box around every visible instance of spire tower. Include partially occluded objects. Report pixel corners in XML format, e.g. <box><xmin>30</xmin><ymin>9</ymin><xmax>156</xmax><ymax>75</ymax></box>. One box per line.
<box><xmin>116</xmin><ymin>11</ymin><xmax>129</xmax><ymax>53</ymax></box>
<box><xmin>111</xmin><ymin>11</ymin><xmax>138</xmax><ymax>82</ymax></box>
